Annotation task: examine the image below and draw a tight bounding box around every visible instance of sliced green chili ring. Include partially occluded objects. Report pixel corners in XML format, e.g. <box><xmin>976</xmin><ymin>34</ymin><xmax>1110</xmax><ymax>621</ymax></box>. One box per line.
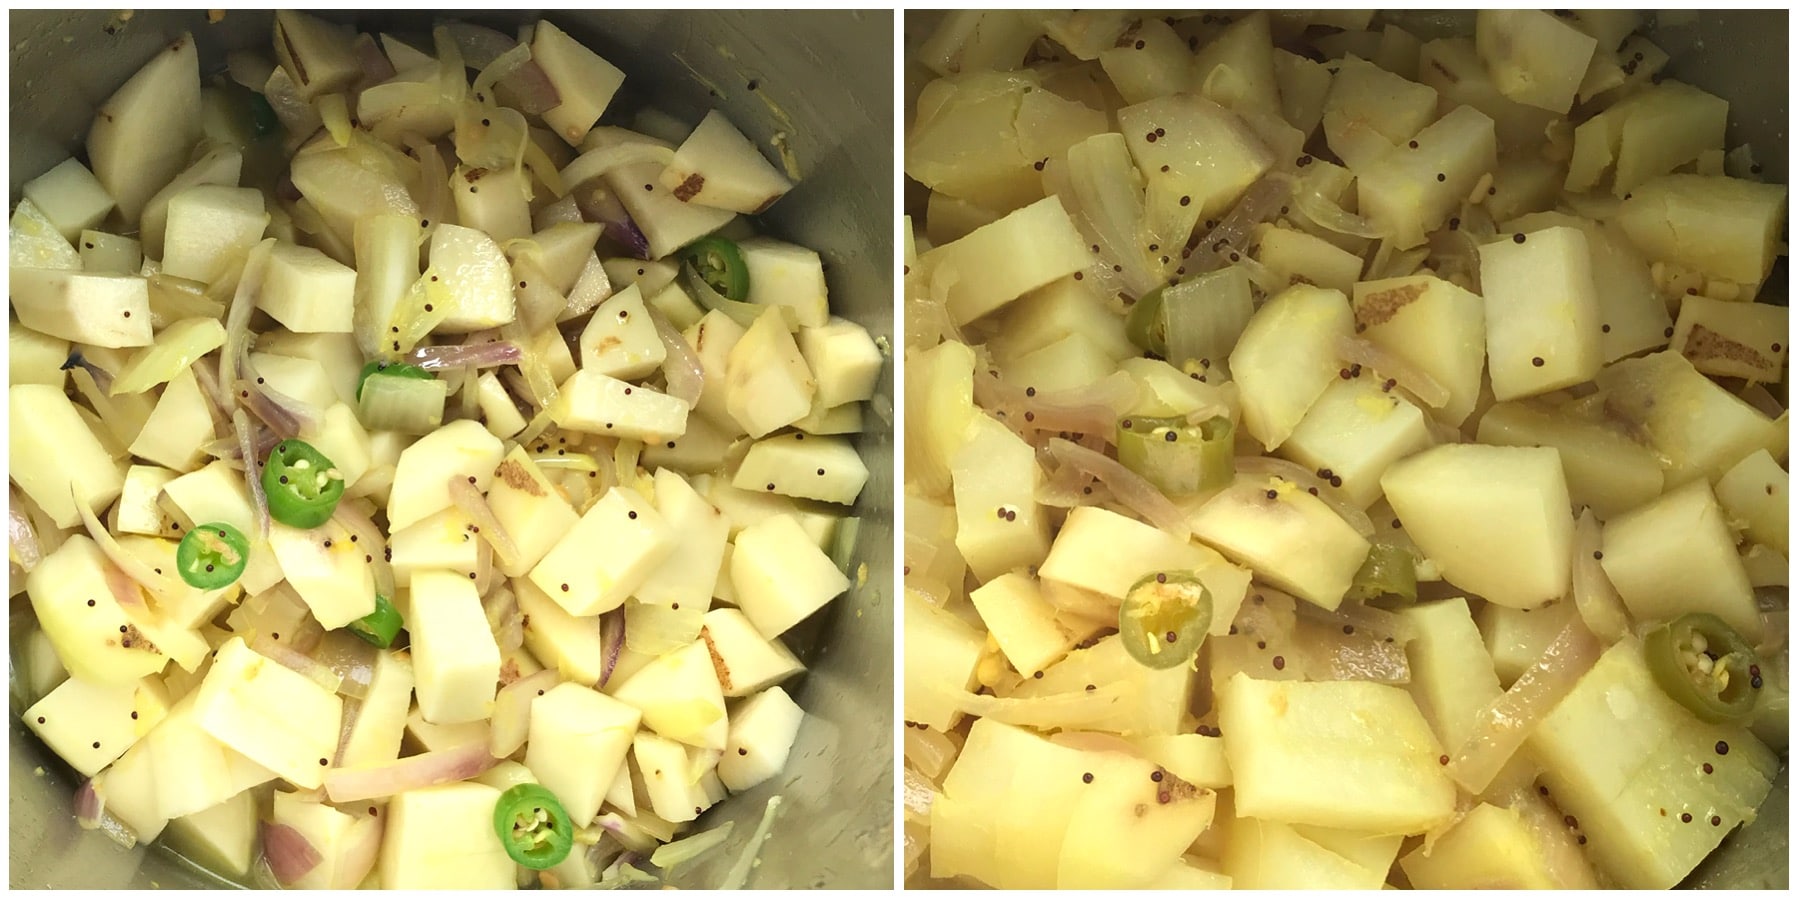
<box><xmin>1643</xmin><ymin>613</ymin><xmax>1760</xmax><ymax>724</ymax></box>
<box><xmin>347</xmin><ymin>594</ymin><xmax>403</xmax><ymax>648</ymax></box>
<box><xmin>1119</xmin><ymin>571</ymin><xmax>1213</xmax><ymax>670</ymax></box>
<box><xmin>1116</xmin><ymin>415</ymin><xmax>1235</xmax><ymax>497</ymax></box>
<box><xmin>262</xmin><ymin>439</ymin><xmax>346</xmax><ymax>529</ymax></box>
<box><xmin>1125</xmin><ymin>285</ymin><xmax>1168</xmax><ymax>357</ymax></box>
<box><xmin>1345</xmin><ymin>541</ymin><xmax>1419</xmax><ymax>608</ymax></box>
<box><xmin>682</xmin><ymin>235</ymin><xmax>751</xmax><ymax>301</ymax></box>
<box><xmin>174</xmin><ymin>522</ymin><xmax>250</xmax><ymax>590</ymax></box>
<box><xmin>355</xmin><ymin>360</ymin><xmax>434</xmax><ymax>402</ymax></box>
<box><xmin>493</xmin><ymin>783</ymin><xmax>574</xmax><ymax>870</ymax></box>
<box><xmin>248</xmin><ymin>91</ymin><xmax>279</xmax><ymax>137</ymax></box>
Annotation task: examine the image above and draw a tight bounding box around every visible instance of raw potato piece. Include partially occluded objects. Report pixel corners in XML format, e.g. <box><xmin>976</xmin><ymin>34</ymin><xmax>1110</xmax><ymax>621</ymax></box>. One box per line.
<box><xmin>21</xmin><ymin>158</ymin><xmax>114</xmax><ymax>241</ymax></box>
<box><xmin>1038</xmin><ymin>505</ymin><xmax>1251</xmax><ymax>636</ymax></box>
<box><xmin>10</xmin><ymin>384</ymin><xmax>126</xmax><ymax>529</ymax></box>
<box><xmin>1398</xmin><ymin>598</ymin><xmax>1502</xmax><ymax>752</ymax></box>
<box><xmin>386</xmin><ymin>419</ymin><xmax>506</xmax><ymax>531</ymax></box>
<box><xmin>379</xmin><ymin>782</ymin><xmax>515</xmax><ymax>889</ymax></box>
<box><xmin>1599</xmin><ymin>479</ymin><xmax>1759</xmax><ymax>642</ymax></box>
<box><xmin>952</xmin><ymin>414</ymin><xmax>1050</xmax><ymax>581</ymax></box>
<box><xmin>717</xmin><ymin>686</ymin><xmax>804</xmax><ymax>792</ymax></box>
<box><xmin>87</xmin><ymin>33</ymin><xmax>203</xmax><ymax>222</ymax></box>
<box><xmin>409</xmin><ymin>569</ymin><xmax>502</xmax><ymax>725</ymax></box>
<box><xmin>550</xmin><ymin>369</ymin><xmax>691</xmax><ymax>444</ymax></box>
<box><xmin>634</xmin><ymin>468</ymin><xmax>731</xmax><ymax>609</ymax></box>
<box><xmin>192</xmin><ymin>637</ymin><xmax>343</xmax><ymax>789</ymax></box>
<box><xmin>1219</xmin><ymin>674</ymin><xmax>1456</xmax><ymax>834</ymax></box>
<box><xmin>1400</xmin><ymin>802</ymin><xmax>1561</xmax><ymax>889</ymax></box>
<box><xmin>660</xmin><ymin>110</ymin><xmax>793</xmax><ymax>214</ymax></box>
<box><xmin>1230</xmin><ymin>284</ymin><xmax>1357</xmax><ymax>450</ymax></box>
<box><xmin>268</xmin><ymin>518</ymin><xmax>377</xmax><ymax>629</ymax></box>
<box><xmin>526</xmin><ymin>683</ymin><xmax>641</xmax><ymax>828</ymax></box>
<box><xmin>732</xmin><ymin>433</ymin><xmax>869</xmax><ymax>506</ymax></box>
<box><xmin>1475</xmin><ymin>400</ymin><xmax>1664</xmax><ymax>519</ymax></box>
<box><xmin>167</xmin><ymin>789</ymin><xmax>258</xmax><ymax>881</ymax></box>
<box><xmin>902</xmin><ymin>589</ymin><xmax>984</xmax><ymax>731</ymax></box>
<box><xmin>1668</xmin><ymin>295</ymin><xmax>1787</xmax><ymax>383</ymax></box>
<box><xmin>1223</xmin><ymin>818</ymin><xmax>1385</xmax><ymax>890</ymax></box>
<box><xmin>1615</xmin><ymin>174</ymin><xmax>1787</xmax><ymax>285</ymax></box>
<box><xmin>1714</xmin><ymin>449</ymin><xmax>1787</xmax><ymax>553</ymax></box>
<box><xmin>161</xmin><ymin>186</ymin><xmax>269</xmax><ymax>284</ymax></box>
<box><xmin>725</xmin><ymin>307</ymin><xmax>815</xmax><ymax>438</ymax></box>
<box><xmin>1381</xmin><ymin>444</ymin><xmax>1573</xmax><ymax>610</ymax></box>
<box><xmin>1189</xmin><ymin>476</ymin><xmax>1370</xmax><ymax>611</ymax></box>
<box><xmin>257</xmin><ymin>241</ymin><xmax>357</xmax><ymax>333</ymax></box>
<box><xmin>1479</xmin><ymin>226</ymin><xmax>1602</xmax><ymax>401</ymax></box>
<box><xmin>1120</xmin><ymin>93</ymin><xmax>1275</xmax><ymax>221</ymax></box>
<box><xmin>25</xmin><ymin>676</ymin><xmax>169</xmax><ymax>777</ymax></box>
<box><xmin>531</xmin><ymin>486</ymin><xmax>673</xmax><ymax>616</ymax></box>
<box><xmin>609</xmin><ymin>640</ymin><xmax>727</xmax><ymax>750</ymax></box>
<box><xmin>1528</xmin><ymin>639</ymin><xmax>1778</xmax><ymax>889</ymax></box>
<box><xmin>1475</xmin><ymin>10</ymin><xmax>1598</xmax><ymax>114</ymax></box>
<box><xmin>731</xmin><ymin>514</ymin><xmax>850</xmax><ymax>637</ymax></box>
<box><xmin>1321</xmin><ymin>55</ymin><xmax>1439</xmax><ymax>172</ymax></box>
<box><xmin>8</xmin><ymin>269</ymin><xmax>152</xmax><ymax>348</ymax></box>
<box><xmin>700</xmin><ymin>607</ymin><xmax>804</xmax><ymax>697</ymax></box>
<box><xmin>968</xmin><ymin>573</ymin><xmax>1077</xmax><ymax>677</ymax></box>
<box><xmin>1356</xmin><ymin>105</ymin><xmax>1497</xmax><ymax>249</ymax></box>
<box><xmin>578</xmin><ymin>284</ymin><xmax>665</xmax><ymax>380</ymax></box>
<box><xmin>27</xmin><ymin>536</ymin><xmax>166</xmax><ymax>686</ymax></box>
<box><xmin>1596</xmin><ymin>351</ymin><xmax>1781</xmax><ymax>485</ymax></box>
<box><xmin>922</xmin><ymin>196</ymin><xmax>1094</xmax><ymax>326</ymax></box>
<box><xmin>533</xmin><ymin>20</ymin><xmax>626</xmax><ymax>147</ymax></box>
<box><xmin>1351</xmin><ymin>274</ymin><xmax>1486</xmax><ymax>426</ymax></box>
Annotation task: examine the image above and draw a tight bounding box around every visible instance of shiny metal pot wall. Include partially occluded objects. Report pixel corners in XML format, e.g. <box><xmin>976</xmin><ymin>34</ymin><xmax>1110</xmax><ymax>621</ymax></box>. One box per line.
<box><xmin>8</xmin><ymin>9</ymin><xmax>894</xmax><ymax>890</ymax></box>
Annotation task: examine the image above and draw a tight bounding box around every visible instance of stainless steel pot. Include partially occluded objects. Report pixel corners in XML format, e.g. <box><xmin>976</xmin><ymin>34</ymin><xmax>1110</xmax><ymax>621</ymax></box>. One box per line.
<box><xmin>8</xmin><ymin>9</ymin><xmax>894</xmax><ymax>890</ymax></box>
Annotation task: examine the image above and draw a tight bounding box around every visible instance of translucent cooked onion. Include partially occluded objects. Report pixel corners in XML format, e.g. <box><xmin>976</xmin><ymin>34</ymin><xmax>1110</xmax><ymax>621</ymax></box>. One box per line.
<box><xmin>649</xmin><ymin>309</ymin><xmax>704</xmax><ymax>406</ymax></box>
<box><xmin>406</xmin><ymin>341</ymin><xmax>523</xmax><ymax>370</ymax></box>
<box><xmin>264</xmin><ymin>822</ymin><xmax>323</xmax><ymax>885</ymax></box>
<box><xmin>9</xmin><ymin>495</ymin><xmax>40</xmax><ymax>573</ymax></box>
<box><xmin>902</xmin><ymin>727</ymin><xmax>959</xmax><ymax>782</ymax></box>
<box><xmin>76</xmin><ymin>499</ymin><xmax>182</xmax><ymax>604</ymax></box>
<box><xmin>1044</xmin><ymin>439</ymin><xmax>1189</xmax><ymax>537</ymax></box>
<box><xmin>1445</xmin><ymin>613</ymin><xmax>1603</xmax><ymax>794</ymax></box>
<box><xmin>1334</xmin><ymin>335</ymin><xmax>1451</xmax><ymax>410</ymax></box>
<box><xmin>1233</xmin><ymin>455</ymin><xmax>1374</xmax><ymax>537</ymax></box>
<box><xmin>1291</xmin><ymin>177</ymin><xmax>1385</xmax><ymax>239</ymax></box>
<box><xmin>599</xmin><ymin>607</ymin><xmax>626</xmax><ymax>687</ymax></box>
<box><xmin>251</xmin><ymin>634</ymin><xmax>344</xmax><ymax>693</ymax></box>
<box><xmin>219</xmin><ymin>240</ymin><xmax>274</xmax><ymax>398</ymax></box>
<box><xmin>577</xmin><ymin>187</ymin><xmax>651</xmax><ymax>259</ymax></box>
<box><xmin>560</xmin><ymin>144</ymin><xmax>676</xmax><ymax>195</ymax></box>
<box><xmin>233</xmin><ymin>409</ymin><xmax>271</xmax><ymax>538</ymax></box>
<box><xmin>973</xmin><ymin>370</ymin><xmax>1136</xmax><ymax>443</ymax></box>
<box><xmin>948</xmin><ymin>681</ymin><xmax>1129</xmax><ymax>730</ymax></box>
<box><xmin>902</xmin><ymin>766</ymin><xmax>939</xmax><ymax>818</ymax></box>
<box><xmin>1570</xmin><ymin>510</ymin><xmax>1631</xmax><ymax>643</ymax></box>
<box><xmin>74</xmin><ymin>778</ymin><xmax>104</xmax><ymax>829</ymax></box>
<box><xmin>1180</xmin><ymin>175</ymin><xmax>1292</xmax><ymax>274</ymax></box>
<box><xmin>324</xmin><ymin>742</ymin><xmax>497</xmax><ymax>803</ymax></box>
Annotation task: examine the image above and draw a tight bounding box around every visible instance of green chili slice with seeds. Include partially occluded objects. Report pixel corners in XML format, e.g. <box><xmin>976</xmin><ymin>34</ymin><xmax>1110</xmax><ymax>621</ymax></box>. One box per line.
<box><xmin>493</xmin><ymin>783</ymin><xmax>574</xmax><ymax>870</ymax></box>
<box><xmin>262</xmin><ymin>439</ymin><xmax>345</xmax><ymax>529</ymax></box>
<box><xmin>1116</xmin><ymin>415</ymin><xmax>1235</xmax><ymax>497</ymax></box>
<box><xmin>1344</xmin><ymin>541</ymin><xmax>1419</xmax><ymax>608</ymax></box>
<box><xmin>175</xmin><ymin>521</ymin><xmax>250</xmax><ymax>590</ymax></box>
<box><xmin>348</xmin><ymin>594</ymin><xmax>403</xmax><ymax>649</ymax></box>
<box><xmin>1643</xmin><ymin>613</ymin><xmax>1761</xmax><ymax>724</ymax></box>
<box><xmin>682</xmin><ymin>235</ymin><xmax>751</xmax><ymax>301</ymax></box>
<box><xmin>1119</xmin><ymin>571</ymin><xmax>1213</xmax><ymax>670</ymax></box>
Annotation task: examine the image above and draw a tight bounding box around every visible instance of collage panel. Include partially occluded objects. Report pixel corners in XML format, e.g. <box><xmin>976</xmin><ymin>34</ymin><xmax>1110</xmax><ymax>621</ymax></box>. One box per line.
<box><xmin>901</xmin><ymin>8</ymin><xmax>1788</xmax><ymax>892</ymax></box>
<box><xmin>8</xmin><ymin>8</ymin><xmax>892</xmax><ymax>891</ymax></box>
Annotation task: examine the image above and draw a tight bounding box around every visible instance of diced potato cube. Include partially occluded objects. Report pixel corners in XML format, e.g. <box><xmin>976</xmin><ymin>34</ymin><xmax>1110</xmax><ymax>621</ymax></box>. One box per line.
<box><xmin>988</xmin><ymin>275</ymin><xmax>1136</xmax><ymax>364</ymax></box>
<box><xmin>1220</xmin><ymin>674</ymin><xmax>1455</xmax><ymax>833</ymax></box>
<box><xmin>1669</xmin><ymin>295</ymin><xmax>1787</xmax><ymax>382</ymax></box>
<box><xmin>717</xmin><ymin>685</ymin><xmax>804</xmax><ymax>793</ymax></box>
<box><xmin>386</xmin><ymin>419</ymin><xmax>505</xmax><ymax>532</ymax></box>
<box><xmin>634</xmin><ymin>468</ymin><xmax>730</xmax><ymax>609</ymax></box>
<box><xmin>1478</xmin><ymin>601</ymin><xmax>1565</xmax><ymax>687</ymax></box>
<box><xmin>339</xmin><ymin>649</ymin><xmax>412</xmax><ymax>768</ymax></box>
<box><xmin>408</xmin><ymin>569</ymin><xmax>501</xmax><ymax>725</ymax></box>
<box><xmin>486</xmin><ymin>447</ymin><xmax>579</xmax><ymax>578</ymax></box>
<box><xmin>1401</xmin><ymin>802</ymin><xmax>1559</xmax><ymax>888</ymax></box>
<box><xmin>526</xmin><ymin>683</ymin><xmax>641</xmax><ymax>827</ymax></box>
<box><xmin>723</xmin><ymin>306</ymin><xmax>814</xmax><ymax>438</ymax></box>
<box><xmin>388</xmin><ymin>507</ymin><xmax>482</xmax><ymax>586</ymax></box>
<box><xmin>1190</xmin><ymin>476</ymin><xmax>1370</xmax><ymax>610</ymax></box>
<box><xmin>632</xmin><ymin>732</ymin><xmax>713</xmax><ymax>824</ymax></box>
<box><xmin>515</xmin><ymin>578</ymin><xmax>602</xmax><ymax>686</ymax></box>
<box><xmin>257</xmin><ymin>241</ymin><xmax>356</xmax><ymax>333</ymax></box>
<box><xmin>1475</xmin><ymin>10</ymin><xmax>1598</xmax><ymax>113</ymax></box>
<box><xmin>699</xmin><ymin>607</ymin><xmax>804</xmax><ymax>698</ymax></box>
<box><xmin>732</xmin><ymin>432</ymin><xmax>868</xmax><ymax>506</ymax></box>
<box><xmin>739</xmin><ymin>237</ymin><xmax>829</xmax><ymax>328</ymax></box>
<box><xmin>1476</xmin><ymin>399</ymin><xmax>1664</xmax><ymax>519</ymax></box>
<box><xmin>969</xmin><ymin>572</ymin><xmax>1078</xmax><ymax>676</ymax></box>
<box><xmin>1600</xmin><ymin>479</ymin><xmax>1759</xmax><ymax>641</ymax></box>
<box><xmin>1357</xmin><ymin>105</ymin><xmax>1497</xmax><ymax>249</ymax></box>
<box><xmin>10</xmin><ymin>197</ymin><xmax>81</xmax><ymax>271</ymax></box>
<box><xmin>11</xmin><ymin>384</ymin><xmax>126</xmax><ymax>529</ymax></box>
<box><xmin>1223</xmin><ymin>817</ymin><xmax>1385</xmax><ymax>889</ymax></box>
<box><xmin>550</xmin><ymin>369</ymin><xmax>691</xmax><ymax>443</ymax></box>
<box><xmin>1279</xmin><ymin>374</ymin><xmax>1432</xmax><ymax>507</ymax></box>
<box><xmin>1399</xmin><ymin>597</ymin><xmax>1502</xmax><ymax>750</ymax></box>
<box><xmin>902</xmin><ymin>590</ymin><xmax>985</xmax><ymax>731</ymax></box>
<box><xmin>8</xmin><ymin>269</ymin><xmax>152</xmax><ymax>347</ymax></box>
<box><xmin>730</xmin><ymin>514</ymin><xmax>849</xmax><ymax>637</ymax></box>
<box><xmin>530</xmin><ymin>486</ymin><xmax>674</xmax><ymax>616</ymax></box>
<box><xmin>162</xmin><ymin>186</ymin><xmax>268</xmax><ymax>284</ymax></box>
<box><xmin>1596</xmin><ymin>350</ymin><xmax>1780</xmax><ymax>485</ymax></box>
<box><xmin>1000</xmin><ymin>331</ymin><xmax>1116</xmax><ymax>395</ymax></box>
<box><xmin>798</xmin><ymin>316</ymin><xmax>883</xmax><ymax>408</ymax></box>
<box><xmin>25</xmin><ymin>675</ymin><xmax>169</xmax><ymax>777</ymax></box>
<box><xmin>1715</xmin><ymin>449</ymin><xmax>1787</xmax><ymax>553</ymax></box>
<box><xmin>1382</xmin><ymin>444</ymin><xmax>1573</xmax><ymax>610</ymax></box>
<box><xmin>27</xmin><ymin>536</ymin><xmax>168</xmax><ymax>685</ymax></box>
<box><xmin>1120</xmin><ymin>94</ymin><xmax>1274</xmax><ymax>221</ymax></box>
<box><xmin>193</xmin><ymin>636</ymin><xmax>342</xmax><ymax>788</ymax></box>
<box><xmin>1479</xmin><ymin>226</ymin><xmax>1603</xmax><ymax>401</ymax></box>
<box><xmin>1322</xmin><ymin>55</ymin><xmax>1439</xmax><ymax>171</ymax></box>
<box><xmin>660</xmin><ymin>110</ymin><xmax>794</xmax><ymax>215</ymax></box>
<box><xmin>1252</xmin><ymin>224</ymin><xmax>1364</xmax><ymax>296</ymax></box>
<box><xmin>379</xmin><ymin>782</ymin><xmax>515</xmax><ymax>889</ymax></box>
<box><xmin>23</xmin><ymin>157</ymin><xmax>115</xmax><ymax>241</ymax></box>
<box><xmin>166</xmin><ymin>789</ymin><xmax>258</xmax><ymax>881</ymax></box>
<box><xmin>1230</xmin><ymin>284</ymin><xmax>1356</xmax><ymax>450</ymax></box>
<box><xmin>427</xmin><ymin>223</ymin><xmax>516</xmax><ymax>331</ymax></box>
<box><xmin>270</xmin><ymin>790</ymin><xmax>380</xmax><ymax>889</ymax></box>
<box><xmin>269</xmin><ymin>518</ymin><xmax>376</xmax><ymax>629</ymax></box>
<box><xmin>532</xmin><ymin>20</ymin><xmax>625</xmax><ymax>147</ymax></box>
<box><xmin>1039</xmin><ymin>505</ymin><xmax>1251</xmax><ymax>635</ymax></box>
<box><xmin>161</xmin><ymin>459</ymin><xmax>256</xmax><ymax>536</ymax></box>
<box><xmin>129</xmin><ymin>369</ymin><xmax>216</xmax><ymax>471</ymax></box>
<box><xmin>578</xmin><ymin>283</ymin><xmax>665</xmax><ymax>380</ymax></box>
<box><xmin>1615</xmin><ymin>174</ymin><xmax>1787</xmax><ymax>285</ymax></box>
<box><xmin>9</xmin><ymin>321</ymin><xmax>71</xmax><ymax>387</ymax></box>
<box><xmin>1012</xmin><ymin>633</ymin><xmax>1192</xmax><ymax>736</ymax></box>
<box><xmin>923</xmin><ymin>195</ymin><xmax>1094</xmax><ymax>325</ymax></box>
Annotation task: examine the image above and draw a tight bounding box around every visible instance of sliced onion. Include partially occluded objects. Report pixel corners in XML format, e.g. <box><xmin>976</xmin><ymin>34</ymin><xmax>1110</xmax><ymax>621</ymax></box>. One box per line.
<box><xmin>1334</xmin><ymin>335</ymin><xmax>1451</xmax><ymax>409</ymax></box>
<box><xmin>949</xmin><ymin>682</ymin><xmax>1128</xmax><ymax>730</ymax></box>
<box><xmin>76</xmin><ymin>498</ymin><xmax>181</xmax><ymax>603</ymax></box>
<box><xmin>1233</xmin><ymin>253</ymin><xmax>1287</xmax><ymax>294</ymax></box>
<box><xmin>577</xmin><ymin>187</ymin><xmax>651</xmax><ymax>259</ymax></box>
<box><xmin>490</xmin><ymin>669</ymin><xmax>558</xmax><ymax>758</ymax></box>
<box><xmin>350</xmin><ymin>33</ymin><xmax>396</xmax><ymax>89</ymax></box>
<box><xmin>599</xmin><ymin>607</ymin><xmax>625</xmax><ymax>687</ymax></box>
<box><xmin>75</xmin><ymin>778</ymin><xmax>104</xmax><ymax>828</ymax></box>
<box><xmin>233</xmin><ymin>409</ymin><xmax>271</xmax><ymax>539</ymax></box>
<box><xmin>219</xmin><ymin>239</ymin><xmax>274</xmax><ymax>400</ymax></box>
<box><xmin>973</xmin><ymin>370</ymin><xmax>1135</xmax><ymax>442</ymax></box>
<box><xmin>251</xmin><ymin>633</ymin><xmax>344</xmax><ymax>693</ymax></box>
<box><xmin>1292</xmin><ymin>591</ymin><xmax>1416</xmax><ymax>644</ymax></box>
<box><xmin>1426</xmin><ymin>226</ymin><xmax>1483</xmax><ymax>294</ymax></box>
<box><xmin>649</xmin><ymin>309</ymin><xmax>703</xmax><ymax>406</ymax></box>
<box><xmin>1234</xmin><ymin>455</ymin><xmax>1375</xmax><ymax>537</ymax></box>
<box><xmin>650</xmin><ymin>821</ymin><xmax>736</xmax><ymax>872</ymax></box>
<box><xmin>264</xmin><ymin>822</ymin><xmax>323</xmax><ymax>885</ymax></box>
<box><xmin>1292</xmin><ymin>177</ymin><xmax>1385</xmax><ymax>238</ymax></box>
<box><xmin>1036</xmin><ymin>456</ymin><xmax>1100</xmax><ymax>509</ymax></box>
<box><xmin>10</xmin><ymin>493</ymin><xmax>41</xmax><ymax>573</ymax></box>
<box><xmin>718</xmin><ymin>796</ymin><xmax>783</xmax><ymax>891</ymax></box>
<box><xmin>902</xmin><ymin>727</ymin><xmax>959</xmax><ymax>782</ymax></box>
<box><xmin>1044</xmin><ymin>438</ymin><xmax>1188</xmax><ymax>537</ymax></box>
<box><xmin>560</xmin><ymin>144</ymin><xmax>676</xmax><ymax>195</ymax></box>
<box><xmin>449</xmin><ymin>475</ymin><xmax>520</xmax><ymax>570</ymax></box>
<box><xmin>1446</xmin><ymin>612</ymin><xmax>1602</xmax><ymax>795</ymax></box>
<box><xmin>1180</xmin><ymin>175</ymin><xmax>1293</xmax><ymax>275</ymax></box>
<box><xmin>60</xmin><ymin>350</ymin><xmax>115</xmax><ymax>393</ymax></box>
<box><xmin>331</xmin><ymin>503</ymin><xmax>393</xmax><ymax>600</ymax></box>
<box><xmin>406</xmin><ymin>340</ymin><xmax>523</xmax><ymax>371</ymax></box>
<box><xmin>497</xmin><ymin>59</ymin><xmax>561</xmax><ymax>116</ymax></box>
<box><xmin>483</xmin><ymin>584</ymin><xmax>524</xmax><ymax>655</ymax></box>
<box><xmin>472</xmin><ymin>41</ymin><xmax>530</xmax><ymax>101</ymax></box>
<box><xmin>236</xmin><ymin>366</ymin><xmax>316</xmax><ymax>438</ymax></box>
<box><xmin>1571</xmin><ymin>510</ymin><xmax>1631</xmax><ymax>642</ymax></box>
<box><xmin>310</xmin><ymin>631</ymin><xmax>378</xmax><ymax>700</ymax></box>
<box><xmin>324</xmin><ymin>742</ymin><xmax>498</xmax><ymax>803</ymax></box>
<box><xmin>407</xmin><ymin>135</ymin><xmax>453</xmax><ymax>234</ymax></box>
